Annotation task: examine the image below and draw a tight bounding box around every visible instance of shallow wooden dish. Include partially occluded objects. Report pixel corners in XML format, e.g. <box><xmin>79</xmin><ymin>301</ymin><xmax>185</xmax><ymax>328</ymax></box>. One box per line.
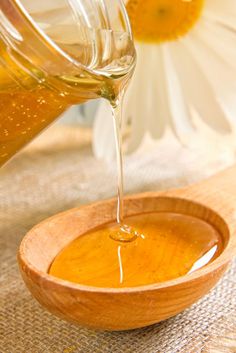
<box><xmin>18</xmin><ymin>166</ymin><xmax>236</xmax><ymax>331</ymax></box>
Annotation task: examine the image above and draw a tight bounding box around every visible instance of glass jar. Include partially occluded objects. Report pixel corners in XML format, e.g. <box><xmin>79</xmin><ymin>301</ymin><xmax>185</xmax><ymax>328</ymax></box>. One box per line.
<box><xmin>0</xmin><ymin>0</ymin><xmax>135</xmax><ymax>166</ymax></box>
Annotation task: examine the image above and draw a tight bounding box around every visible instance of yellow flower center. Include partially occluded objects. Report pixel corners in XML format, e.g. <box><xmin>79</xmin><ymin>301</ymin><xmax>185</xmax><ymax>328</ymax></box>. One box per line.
<box><xmin>126</xmin><ymin>0</ymin><xmax>204</xmax><ymax>43</ymax></box>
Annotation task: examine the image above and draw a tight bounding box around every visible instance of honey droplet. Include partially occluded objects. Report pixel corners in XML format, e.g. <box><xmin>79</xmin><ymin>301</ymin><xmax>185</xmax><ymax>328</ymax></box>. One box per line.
<box><xmin>109</xmin><ymin>224</ymin><xmax>139</xmax><ymax>242</ymax></box>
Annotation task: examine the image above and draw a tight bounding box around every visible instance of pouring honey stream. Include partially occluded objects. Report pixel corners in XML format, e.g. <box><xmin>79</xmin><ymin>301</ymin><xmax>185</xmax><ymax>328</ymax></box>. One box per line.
<box><xmin>1</xmin><ymin>0</ymin><xmax>224</xmax><ymax>289</ymax></box>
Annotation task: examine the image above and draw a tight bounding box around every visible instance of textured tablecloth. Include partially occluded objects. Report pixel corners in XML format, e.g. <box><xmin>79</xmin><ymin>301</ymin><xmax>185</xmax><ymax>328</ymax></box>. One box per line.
<box><xmin>0</xmin><ymin>125</ymin><xmax>236</xmax><ymax>353</ymax></box>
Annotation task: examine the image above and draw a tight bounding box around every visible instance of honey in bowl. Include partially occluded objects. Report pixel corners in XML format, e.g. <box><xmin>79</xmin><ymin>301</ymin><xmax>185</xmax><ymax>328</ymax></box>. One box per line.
<box><xmin>49</xmin><ymin>212</ymin><xmax>223</xmax><ymax>288</ymax></box>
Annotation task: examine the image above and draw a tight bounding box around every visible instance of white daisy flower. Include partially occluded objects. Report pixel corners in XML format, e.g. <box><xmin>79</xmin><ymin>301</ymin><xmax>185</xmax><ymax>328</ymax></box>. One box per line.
<box><xmin>93</xmin><ymin>0</ymin><xmax>236</xmax><ymax>161</ymax></box>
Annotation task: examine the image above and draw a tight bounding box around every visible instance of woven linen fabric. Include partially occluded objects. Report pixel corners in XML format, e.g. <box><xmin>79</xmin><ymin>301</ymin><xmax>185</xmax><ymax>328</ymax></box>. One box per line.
<box><xmin>0</xmin><ymin>125</ymin><xmax>236</xmax><ymax>353</ymax></box>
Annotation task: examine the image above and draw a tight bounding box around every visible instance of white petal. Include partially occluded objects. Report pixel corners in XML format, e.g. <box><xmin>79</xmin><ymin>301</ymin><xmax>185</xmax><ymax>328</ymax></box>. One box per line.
<box><xmin>194</xmin><ymin>18</ymin><xmax>236</xmax><ymax>71</ymax></box>
<box><xmin>205</xmin><ymin>0</ymin><xmax>236</xmax><ymax>13</ymax></box>
<box><xmin>146</xmin><ymin>45</ymin><xmax>168</xmax><ymax>140</ymax></box>
<box><xmin>126</xmin><ymin>43</ymin><xmax>149</xmax><ymax>152</ymax></box>
<box><xmin>204</xmin><ymin>0</ymin><xmax>236</xmax><ymax>31</ymax></box>
<box><xmin>161</xmin><ymin>44</ymin><xmax>194</xmax><ymax>140</ymax></box>
<box><xmin>170</xmin><ymin>40</ymin><xmax>231</xmax><ymax>133</ymax></box>
<box><xmin>184</xmin><ymin>33</ymin><xmax>236</xmax><ymax>126</ymax></box>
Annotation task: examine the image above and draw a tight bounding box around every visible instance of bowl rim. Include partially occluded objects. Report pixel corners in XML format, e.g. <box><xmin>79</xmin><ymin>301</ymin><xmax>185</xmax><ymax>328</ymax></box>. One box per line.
<box><xmin>18</xmin><ymin>193</ymin><xmax>235</xmax><ymax>294</ymax></box>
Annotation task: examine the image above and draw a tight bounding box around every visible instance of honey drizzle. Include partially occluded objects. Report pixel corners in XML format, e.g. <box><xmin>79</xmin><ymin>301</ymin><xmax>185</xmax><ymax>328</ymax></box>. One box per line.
<box><xmin>49</xmin><ymin>64</ymin><xmax>224</xmax><ymax>288</ymax></box>
<box><xmin>110</xmin><ymin>97</ymin><xmax>139</xmax><ymax>244</ymax></box>
<box><xmin>112</xmin><ymin>99</ymin><xmax>124</xmax><ymax>225</ymax></box>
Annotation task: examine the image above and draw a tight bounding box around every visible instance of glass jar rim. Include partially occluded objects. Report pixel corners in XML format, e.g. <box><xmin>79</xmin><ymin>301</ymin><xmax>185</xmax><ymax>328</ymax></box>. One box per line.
<box><xmin>11</xmin><ymin>0</ymin><xmax>93</xmax><ymax>74</ymax></box>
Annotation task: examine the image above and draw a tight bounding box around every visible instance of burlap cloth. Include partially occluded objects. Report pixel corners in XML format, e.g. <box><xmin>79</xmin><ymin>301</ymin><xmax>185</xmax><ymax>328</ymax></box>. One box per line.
<box><xmin>0</xmin><ymin>125</ymin><xmax>236</xmax><ymax>353</ymax></box>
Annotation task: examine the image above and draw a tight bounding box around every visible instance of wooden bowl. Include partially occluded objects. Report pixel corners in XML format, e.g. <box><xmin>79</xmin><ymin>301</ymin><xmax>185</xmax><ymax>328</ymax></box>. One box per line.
<box><xmin>18</xmin><ymin>166</ymin><xmax>236</xmax><ymax>331</ymax></box>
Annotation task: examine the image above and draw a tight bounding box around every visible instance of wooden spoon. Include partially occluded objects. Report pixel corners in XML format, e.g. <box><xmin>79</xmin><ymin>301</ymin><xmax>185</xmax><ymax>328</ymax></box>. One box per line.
<box><xmin>18</xmin><ymin>166</ymin><xmax>236</xmax><ymax>331</ymax></box>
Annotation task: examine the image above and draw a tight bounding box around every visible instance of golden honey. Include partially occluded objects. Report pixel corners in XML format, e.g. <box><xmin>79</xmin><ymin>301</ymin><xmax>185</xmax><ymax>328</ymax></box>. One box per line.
<box><xmin>49</xmin><ymin>212</ymin><xmax>223</xmax><ymax>288</ymax></box>
<box><xmin>0</xmin><ymin>85</ymin><xmax>69</xmax><ymax>165</ymax></box>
